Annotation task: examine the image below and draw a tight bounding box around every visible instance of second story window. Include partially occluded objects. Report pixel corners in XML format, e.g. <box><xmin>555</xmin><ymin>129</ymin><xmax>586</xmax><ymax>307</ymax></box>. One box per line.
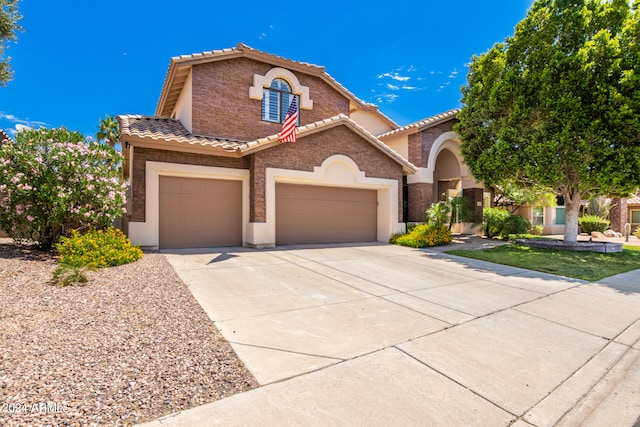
<box><xmin>262</xmin><ymin>79</ymin><xmax>299</xmax><ymax>124</ymax></box>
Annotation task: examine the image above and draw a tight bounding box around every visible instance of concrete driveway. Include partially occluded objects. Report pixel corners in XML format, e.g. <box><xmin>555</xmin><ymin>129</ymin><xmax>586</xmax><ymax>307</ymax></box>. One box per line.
<box><xmin>140</xmin><ymin>243</ymin><xmax>640</xmax><ymax>426</ymax></box>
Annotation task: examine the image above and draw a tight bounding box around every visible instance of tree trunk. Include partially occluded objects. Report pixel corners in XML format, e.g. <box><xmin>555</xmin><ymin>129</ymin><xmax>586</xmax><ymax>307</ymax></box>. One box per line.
<box><xmin>563</xmin><ymin>194</ymin><xmax>581</xmax><ymax>245</ymax></box>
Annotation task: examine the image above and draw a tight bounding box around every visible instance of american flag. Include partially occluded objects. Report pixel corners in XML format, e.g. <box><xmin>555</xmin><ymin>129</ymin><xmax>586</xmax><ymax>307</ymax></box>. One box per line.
<box><xmin>279</xmin><ymin>97</ymin><xmax>298</xmax><ymax>143</ymax></box>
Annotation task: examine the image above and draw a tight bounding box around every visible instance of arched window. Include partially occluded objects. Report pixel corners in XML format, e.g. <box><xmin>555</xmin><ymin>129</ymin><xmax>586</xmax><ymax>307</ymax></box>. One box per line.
<box><xmin>262</xmin><ymin>78</ymin><xmax>299</xmax><ymax>124</ymax></box>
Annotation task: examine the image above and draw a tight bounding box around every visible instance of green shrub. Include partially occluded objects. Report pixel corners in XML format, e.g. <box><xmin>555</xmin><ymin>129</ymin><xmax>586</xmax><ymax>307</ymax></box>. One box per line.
<box><xmin>579</xmin><ymin>214</ymin><xmax>609</xmax><ymax>234</ymax></box>
<box><xmin>483</xmin><ymin>208</ymin><xmax>511</xmax><ymax>238</ymax></box>
<box><xmin>635</xmin><ymin>227</ymin><xmax>640</xmax><ymax>239</ymax></box>
<box><xmin>389</xmin><ymin>231</ymin><xmax>405</xmax><ymax>244</ymax></box>
<box><xmin>500</xmin><ymin>214</ymin><xmax>532</xmax><ymax>240</ymax></box>
<box><xmin>56</xmin><ymin>227</ymin><xmax>142</xmax><ymax>268</ymax></box>
<box><xmin>483</xmin><ymin>207</ymin><xmax>531</xmax><ymax>240</ymax></box>
<box><xmin>529</xmin><ymin>225</ymin><xmax>544</xmax><ymax>235</ymax></box>
<box><xmin>394</xmin><ymin>224</ymin><xmax>453</xmax><ymax>248</ymax></box>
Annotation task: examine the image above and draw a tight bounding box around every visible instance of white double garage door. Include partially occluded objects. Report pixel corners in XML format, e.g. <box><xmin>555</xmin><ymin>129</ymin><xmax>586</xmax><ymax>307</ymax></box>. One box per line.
<box><xmin>159</xmin><ymin>176</ymin><xmax>378</xmax><ymax>249</ymax></box>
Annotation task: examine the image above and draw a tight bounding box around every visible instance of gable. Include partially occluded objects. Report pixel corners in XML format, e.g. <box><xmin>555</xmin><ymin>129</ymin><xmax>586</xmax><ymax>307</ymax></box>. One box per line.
<box><xmin>156</xmin><ymin>43</ymin><xmax>398</xmax><ymax>139</ymax></box>
<box><xmin>189</xmin><ymin>57</ymin><xmax>351</xmax><ymax>141</ymax></box>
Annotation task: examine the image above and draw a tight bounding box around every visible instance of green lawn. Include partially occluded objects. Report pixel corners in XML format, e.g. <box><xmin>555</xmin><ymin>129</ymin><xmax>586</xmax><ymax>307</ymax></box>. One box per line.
<box><xmin>446</xmin><ymin>244</ymin><xmax>640</xmax><ymax>282</ymax></box>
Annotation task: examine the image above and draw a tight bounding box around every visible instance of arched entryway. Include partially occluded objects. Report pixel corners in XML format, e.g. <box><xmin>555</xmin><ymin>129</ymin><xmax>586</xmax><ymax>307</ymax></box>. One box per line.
<box><xmin>434</xmin><ymin>148</ymin><xmax>461</xmax><ymax>203</ymax></box>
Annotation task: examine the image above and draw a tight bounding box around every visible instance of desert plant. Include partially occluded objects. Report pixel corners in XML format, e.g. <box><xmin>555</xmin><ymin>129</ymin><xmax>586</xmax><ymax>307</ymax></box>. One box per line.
<box><xmin>52</xmin><ymin>259</ymin><xmax>98</xmax><ymax>286</ymax></box>
<box><xmin>584</xmin><ymin>197</ymin><xmax>613</xmax><ymax>219</ymax></box>
<box><xmin>579</xmin><ymin>214</ymin><xmax>610</xmax><ymax>234</ymax></box>
<box><xmin>425</xmin><ymin>201</ymin><xmax>450</xmax><ymax>226</ymax></box>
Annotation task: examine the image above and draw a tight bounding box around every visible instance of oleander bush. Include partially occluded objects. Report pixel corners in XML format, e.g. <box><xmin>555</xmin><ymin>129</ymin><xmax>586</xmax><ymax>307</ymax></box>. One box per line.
<box><xmin>57</xmin><ymin>227</ymin><xmax>142</xmax><ymax>269</ymax></box>
<box><xmin>393</xmin><ymin>223</ymin><xmax>453</xmax><ymax>248</ymax></box>
<box><xmin>0</xmin><ymin>127</ymin><xmax>126</xmax><ymax>250</ymax></box>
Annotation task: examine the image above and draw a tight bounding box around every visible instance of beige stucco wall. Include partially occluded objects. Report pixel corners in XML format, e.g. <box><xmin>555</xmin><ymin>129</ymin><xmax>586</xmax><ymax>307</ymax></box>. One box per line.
<box><xmin>350</xmin><ymin>110</ymin><xmax>395</xmax><ymax>137</ymax></box>
<box><xmin>172</xmin><ymin>70</ymin><xmax>193</xmax><ymax>132</ymax></box>
<box><xmin>380</xmin><ymin>134</ymin><xmax>409</xmax><ymax>162</ymax></box>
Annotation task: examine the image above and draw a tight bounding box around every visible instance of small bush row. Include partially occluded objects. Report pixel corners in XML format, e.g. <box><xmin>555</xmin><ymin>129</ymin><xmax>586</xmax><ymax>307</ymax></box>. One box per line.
<box><xmin>391</xmin><ymin>223</ymin><xmax>453</xmax><ymax>248</ymax></box>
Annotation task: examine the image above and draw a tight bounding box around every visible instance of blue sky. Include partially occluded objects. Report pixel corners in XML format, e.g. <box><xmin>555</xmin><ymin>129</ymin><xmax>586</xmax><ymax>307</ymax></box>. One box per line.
<box><xmin>0</xmin><ymin>1</ymin><xmax>533</xmax><ymax>139</ymax></box>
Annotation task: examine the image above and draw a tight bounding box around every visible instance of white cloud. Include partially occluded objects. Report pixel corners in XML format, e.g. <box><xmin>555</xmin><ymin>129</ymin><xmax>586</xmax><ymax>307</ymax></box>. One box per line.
<box><xmin>377</xmin><ymin>72</ymin><xmax>410</xmax><ymax>81</ymax></box>
<box><xmin>375</xmin><ymin>93</ymin><xmax>399</xmax><ymax>104</ymax></box>
<box><xmin>0</xmin><ymin>111</ymin><xmax>49</xmax><ymax>130</ymax></box>
<box><xmin>386</xmin><ymin>83</ymin><xmax>400</xmax><ymax>90</ymax></box>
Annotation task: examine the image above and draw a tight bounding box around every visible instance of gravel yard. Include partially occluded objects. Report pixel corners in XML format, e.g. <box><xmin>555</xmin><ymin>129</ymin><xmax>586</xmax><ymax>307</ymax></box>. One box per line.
<box><xmin>0</xmin><ymin>239</ymin><xmax>258</xmax><ymax>426</ymax></box>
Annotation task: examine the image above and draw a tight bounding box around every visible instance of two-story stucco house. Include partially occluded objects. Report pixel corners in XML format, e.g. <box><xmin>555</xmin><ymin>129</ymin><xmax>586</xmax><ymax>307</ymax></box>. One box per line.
<box><xmin>118</xmin><ymin>44</ymin><xmax>483</xmax><ymax>249</ymax></box>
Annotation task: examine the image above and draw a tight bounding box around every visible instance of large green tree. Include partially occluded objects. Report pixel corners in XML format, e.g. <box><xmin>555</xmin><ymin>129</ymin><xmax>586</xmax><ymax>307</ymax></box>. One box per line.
<box><xmin>455</xmin><ymin>0</ymin><xmax>640</xmax><ymax>244</ymax></box>
<box><xmin>0</xmin><ymin>0</ymin><xmax>22</xmax><ymax>85</ymax></box>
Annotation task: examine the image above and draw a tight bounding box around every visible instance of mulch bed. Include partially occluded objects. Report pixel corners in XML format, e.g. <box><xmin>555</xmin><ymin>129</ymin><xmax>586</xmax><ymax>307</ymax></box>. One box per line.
<box><xmin>0</xmin><ymin>239</ymin><xmax>258</xmax><ymax>426</ymax></box>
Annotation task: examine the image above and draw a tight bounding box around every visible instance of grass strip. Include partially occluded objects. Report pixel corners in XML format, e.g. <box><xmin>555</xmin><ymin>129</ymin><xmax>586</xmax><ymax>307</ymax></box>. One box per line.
<box><xmin>446</xmin><ymin>244</ymin><xmax>640</xmax><ymax>282</ymax></box>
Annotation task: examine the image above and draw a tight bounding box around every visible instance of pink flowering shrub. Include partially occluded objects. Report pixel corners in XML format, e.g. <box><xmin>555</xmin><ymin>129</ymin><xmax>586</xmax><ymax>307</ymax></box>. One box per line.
<box><xmin>0</xmin><ymin>127</ymin><xmax>126</xmax><ymax>250</ymax></box>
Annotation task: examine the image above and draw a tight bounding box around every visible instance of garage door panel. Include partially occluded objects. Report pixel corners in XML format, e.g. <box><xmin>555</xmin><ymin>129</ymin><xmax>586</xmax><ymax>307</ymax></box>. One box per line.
<box><xmin>276</xmin><ymin>184</ymin><xmax>377</xmax><ymax>245</ymax></box>
<box><xmin>160</xmin><ymin>176</ymin><xmax>242</xmax><ymax>249</ymax></box>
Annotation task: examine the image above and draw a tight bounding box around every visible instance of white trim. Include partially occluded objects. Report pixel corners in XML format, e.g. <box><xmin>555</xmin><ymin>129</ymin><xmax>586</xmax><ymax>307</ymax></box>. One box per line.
<box><xmin>407</xmin><ymin>131</ymin><xmax>470</xmax><ymax>184</ymax></box>
<box><xmin>247</xmin><ymin>154</ymin><xmax>400</xmax><ymax>247</ymax></box>
<box><xmin>249</xmin><ymin>67</ymin><xmax>313</xmax><ymax>110</ymax></box>
<box><xmin>128</xmin><ymin>161</ymin><xmax>250</xmax><ymax>249</ymax></box>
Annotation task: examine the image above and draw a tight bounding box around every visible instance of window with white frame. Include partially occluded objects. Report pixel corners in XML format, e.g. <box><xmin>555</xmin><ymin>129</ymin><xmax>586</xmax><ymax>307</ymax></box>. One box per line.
<box><xmin>532</xmin><ymin>207</ymin><xmax>544</xmax><ymax>225</ymax></box>
<box><xmin>262</xmin><ymin>78</ymin><xmax>299</xmax><ymax>124</ymax></box>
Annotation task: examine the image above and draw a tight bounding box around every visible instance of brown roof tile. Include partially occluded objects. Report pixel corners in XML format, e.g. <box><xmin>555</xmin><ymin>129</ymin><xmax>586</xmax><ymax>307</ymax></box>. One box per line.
<box><xmin>117</xmin><ymin>115</ymin><xmax>249</xmax><ymax>154</ymax></box>
<box><xmin>378</xmin><ymin>109</ymin><xmax>460</xmax><ymax>139</ymax></box>
<box><xmin>117</xmin><ymin>114</ymin><xmax>416</xmax><ymax>173</ymax></box>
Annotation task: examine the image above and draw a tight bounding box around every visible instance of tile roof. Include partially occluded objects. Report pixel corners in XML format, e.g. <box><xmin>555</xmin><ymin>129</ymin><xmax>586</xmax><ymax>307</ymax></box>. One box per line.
<box><xmin>628</xmin><ymin>194</ymin><xmax>640</xmax><ymax>205</ymax></box>
<box><xmin>117</xmin><ymin>115</ymin><xmax>250</xmax><ymax>153</ymax></box>
<box><xmin>117</xmin><ymin>114</ymin><xmax>416</xmax><ymax>173</ymax></box>
<box><xmin>378</xmin><ymin>108</ymin><xmax>460</xmax><ymax>139</ymax></box>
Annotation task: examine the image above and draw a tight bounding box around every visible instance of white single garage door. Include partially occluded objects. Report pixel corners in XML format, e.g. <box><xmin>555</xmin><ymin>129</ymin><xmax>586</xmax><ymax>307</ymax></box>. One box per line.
<box><xmin>276</xmin><ymin>183</ymin><xmax>377</xmax><ymax>245</ymax></box>
<box><xmin>159</xmin><ymin>176</ymin><xmax>242</xmax><ymax>249</ymax></box>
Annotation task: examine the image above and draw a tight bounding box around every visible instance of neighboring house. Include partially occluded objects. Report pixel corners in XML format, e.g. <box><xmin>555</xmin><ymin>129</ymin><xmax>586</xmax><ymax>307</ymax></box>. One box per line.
<box><xmin>611</xmin><ymin>195</ymin><xmax>640</xmax><ymax>234</ymax></box>
<box><xmin>513</xmin><ymin>203</ymin><xmax>567</xmax><ymax>235</ymax></box>
<box><xmin>118</xmin><ymin>43</ymin><xmax>422</xmax><ymax>249</ymax></box>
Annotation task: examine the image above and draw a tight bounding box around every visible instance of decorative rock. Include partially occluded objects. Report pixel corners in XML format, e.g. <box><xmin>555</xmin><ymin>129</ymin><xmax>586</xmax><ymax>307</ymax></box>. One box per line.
<box><xmin>591</xmin><ymin>231</ymin><xmax>606</xmax><ymax>238</ymax></box>
<box><xmin>604</xmin><ymin>229</ymin><xmax>623</xmax><ymax>238</ymax></box>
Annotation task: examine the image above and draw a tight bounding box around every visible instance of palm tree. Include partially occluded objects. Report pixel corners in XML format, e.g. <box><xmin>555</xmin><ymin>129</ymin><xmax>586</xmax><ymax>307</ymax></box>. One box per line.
<box><xmin>96</xmin><ymin>115</ymin><xmax>119</xmax><ymax>147</ymax></box>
